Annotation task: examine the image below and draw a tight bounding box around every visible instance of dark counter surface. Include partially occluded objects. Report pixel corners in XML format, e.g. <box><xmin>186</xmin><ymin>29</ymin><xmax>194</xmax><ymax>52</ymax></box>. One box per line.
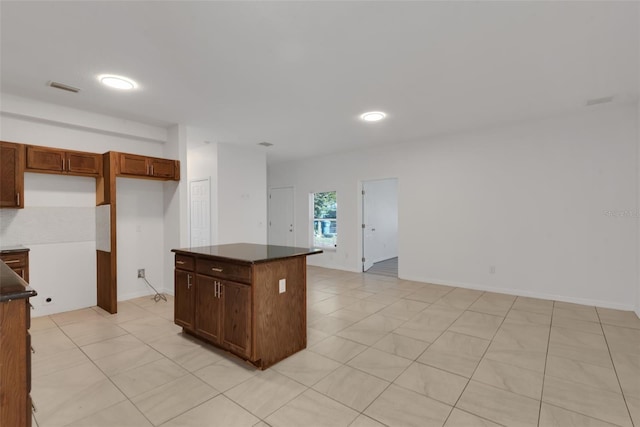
<box><xmin>0</xmin><ymin>260</ymin><xmax>36</xmax><ymax>302</ymax></box>
<box><xmin>0</xmin><ymin>244</ymin><xmax>30</xmax><ymax>254</ymax></box>
<box><xmin>172</xmin><ymin>243</ymin><xmax>322</xmax><ymax>264</ymax></box>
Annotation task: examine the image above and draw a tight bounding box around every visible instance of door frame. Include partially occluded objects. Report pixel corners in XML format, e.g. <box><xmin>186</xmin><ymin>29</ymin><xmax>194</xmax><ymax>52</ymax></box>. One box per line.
<box><xmin>188</xmin><ymin>177</ymin><xmax>211</xmax><ymax>248</ymax></box>
<box><xmin>360</xmin><ymin>177</ymin><xmax>399</xmax><ymax>273</ymax></box>
<box><xmin>268</xmin><ymin>186</ymin><xmax>295</xmax><ymax>247</ymax></box>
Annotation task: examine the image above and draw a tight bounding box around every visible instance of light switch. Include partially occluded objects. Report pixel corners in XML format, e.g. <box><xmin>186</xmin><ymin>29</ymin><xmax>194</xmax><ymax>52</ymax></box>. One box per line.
<box><xmin>279</xmin><ymin>278</ymin><xmax>286</xmax><ymax>293</ymax></box>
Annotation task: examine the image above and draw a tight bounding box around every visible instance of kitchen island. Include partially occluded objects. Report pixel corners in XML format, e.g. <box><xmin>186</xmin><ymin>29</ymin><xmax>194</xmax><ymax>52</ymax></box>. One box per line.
<box><xmin>171</xmin><ymin>243</ymin><xmax>322</xmax><ymax>369</ymax></box>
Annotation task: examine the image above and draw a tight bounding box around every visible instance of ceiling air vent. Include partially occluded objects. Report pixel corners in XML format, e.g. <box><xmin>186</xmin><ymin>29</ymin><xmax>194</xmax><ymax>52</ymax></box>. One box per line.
<box><xmin>586</xmin><ymin>96</ymin><xmax>614</xmax><ymax>107</ymax></box>
<box><xmin>48</xmin><ymin>81</ymin><xmax>81</xmax><ymax>93</ymax></box>
<box><xmin>258</xmin><ymin>142</ymin><xmax>273</xmax><ymax>147</ymax></box>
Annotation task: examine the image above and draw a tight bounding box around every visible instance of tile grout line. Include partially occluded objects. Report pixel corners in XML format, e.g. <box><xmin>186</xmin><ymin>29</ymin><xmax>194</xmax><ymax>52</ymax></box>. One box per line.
<box><xmin>595</xmin><ymin>308</ymin><xmax>635</xmax><ymax>427</ymax></box>
<box><xmin>536</xmin><ymin>300</ymin><xmax>554</xmax><ymax>427</ymax></box>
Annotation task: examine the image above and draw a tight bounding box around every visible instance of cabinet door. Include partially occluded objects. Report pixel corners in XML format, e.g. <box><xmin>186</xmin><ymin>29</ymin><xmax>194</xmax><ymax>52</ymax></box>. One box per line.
<box><xmin>25</xmin><ymin>146</ymin><xmax>65</xmax><ymax>172</ymax></box>
<box><xmin>195</xmin><ymin>275</ymin><xmax>221</xmax><ymax>343</ymax></box>
<box><xmin>67</xmin><ymin>151</ymin><xmax>101</xmax><ymax>176</ymax></box>
<box><xmin>221</xmin><ymin>280</ymin><xmax>251</xmax><ymax>358</ymax></box>
<box><xmin>118</xmin><ymin>153</ymin><xmax>148</xmax><ymax>176</ymax></box>
<box><xmin>149</xmin><ymin>158</ymin><xmax>175</xmax><ymax>178</ymax></box>
<box><xmin>0</xmin><ymin>142</ymin><xmax>24</xmax><ymax>208</ymax></box>
<box><xmin>174</xmin><ymin>270</ymin><xmax>194</xmax><ymax>330</ymax></box>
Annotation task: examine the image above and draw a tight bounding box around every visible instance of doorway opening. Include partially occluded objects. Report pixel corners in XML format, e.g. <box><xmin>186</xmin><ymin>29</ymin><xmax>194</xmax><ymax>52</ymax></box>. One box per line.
<box><xmin>362</xmin><ymin>178</ymin><xmax>398</xmax><ymax>277</ymax></box>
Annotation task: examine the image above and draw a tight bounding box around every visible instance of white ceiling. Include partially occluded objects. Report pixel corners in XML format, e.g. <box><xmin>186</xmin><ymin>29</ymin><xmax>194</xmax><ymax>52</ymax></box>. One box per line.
<box><xmin>1</xmin><ymin>1</ymin><xmax>638</xmax><ymax>164</ymax></box>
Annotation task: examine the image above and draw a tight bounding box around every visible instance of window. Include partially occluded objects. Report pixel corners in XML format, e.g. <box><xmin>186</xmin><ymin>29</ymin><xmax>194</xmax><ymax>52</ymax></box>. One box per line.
<box><xmin>312</xmin><ymin>191</ymin><xmax>337</xmax><ymax>248</ymax></box>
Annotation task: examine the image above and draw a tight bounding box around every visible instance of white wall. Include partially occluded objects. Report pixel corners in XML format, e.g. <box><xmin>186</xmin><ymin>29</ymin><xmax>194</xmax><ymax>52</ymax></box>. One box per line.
<box><xmin>1</xmin><ymin>94</ymin><xmax>171</xmax><ymax>315</ymax></box>
<box><xmin>269</xmin><ymin>104</ymin><xmax>638</xmax><ymax>310</ymax></box>
<box><xmin>217</xmin><ymin>144</ymin><xmax>267</xmax><ymax>245</ymax></box>
<box><xmin>186</xmin><ymin>138</ymin><xmax>218</xmax><ymax>246</ymax></box>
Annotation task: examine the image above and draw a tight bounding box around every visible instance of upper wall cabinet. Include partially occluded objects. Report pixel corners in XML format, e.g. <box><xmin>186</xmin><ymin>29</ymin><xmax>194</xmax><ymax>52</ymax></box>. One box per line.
<box><xmin>26</xmin><ymin>145</ymin><xmax>102</xmax><ymax>177</ymax></box>
<box><xmin>117</xmin><ymin>152</ymin><xmax>179</xmax><ymax>180</ymax></box>
<box><xmin>0</xmin><ymin>141</ymin><xmax>25</xmax><ymax>208</ymax></box>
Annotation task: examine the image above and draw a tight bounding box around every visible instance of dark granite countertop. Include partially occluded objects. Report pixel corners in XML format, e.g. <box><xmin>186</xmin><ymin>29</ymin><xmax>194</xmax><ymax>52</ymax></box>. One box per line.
<box><xmin>172</xmin><ymin>243</ymin><xmax>322</xmax><ymax>264</ymax></box>
<box><xmin>0</xmin><ymin>260</ymin><xmax>36</xmax><ymax>302</ymax></box>
<box><xmin>0</xmin><ymin>244</ymin><xmax>30</xmax><ymax>254</ymax></box>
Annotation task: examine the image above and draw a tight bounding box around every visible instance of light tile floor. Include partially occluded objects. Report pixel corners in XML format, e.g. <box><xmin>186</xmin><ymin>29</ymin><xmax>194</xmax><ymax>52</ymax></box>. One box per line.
<box><xmin>30</xmin><ymin>266</ymin><xmax>640</xmax><ymax>427</ymax></box>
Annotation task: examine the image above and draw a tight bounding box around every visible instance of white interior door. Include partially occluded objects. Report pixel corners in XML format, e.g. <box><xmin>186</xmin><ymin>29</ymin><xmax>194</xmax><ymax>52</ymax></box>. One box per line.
<box><xmin>189</xmin><ymin>178</ymin><xmax>211</xmax><ymax>247</ymax></box>
<box><xmin>268</xmin><ymin>186</ymin><xmax>295</xmax><ymax>246</ymax></box>
<box><xmin>362</xmin><ymin>178</ymin><xmax>398</xmax><ymax>272</ymax></box>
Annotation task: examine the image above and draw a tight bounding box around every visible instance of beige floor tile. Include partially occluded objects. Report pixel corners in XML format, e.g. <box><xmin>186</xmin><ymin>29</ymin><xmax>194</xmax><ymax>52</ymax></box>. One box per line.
<box><xmin>313</xmin><ymin>365</ymin><xmax>389</xmax><ymax>412</ymax></box>
<box><xmin>467</xmin><ymin>293</ymin><xmax>515</xmax><ymax>317</ymax></box>
<box><xmin>542</xmin><ymin>375</ymin><xmax>632</xmax><ymax>427</ymax></box>
<box><xmin>548</xmin><ymin>328</ymin><xmax>613</xmax><ymax>369</ymax></box>
<box><xmin>596</xmin><ymin>307</ymin><xmax>640</xmax><ymax>330</ymax></box>
<box><xmin>31</xmin><ymin>327</ymin><xmax>76</xmax><ymax>358</ymax></box>
<box><xmin>308</xmin><ymin>290</ymin><xmax>335</xmax><ymax>304</ymax></box>
<box><xmin>349</xmin><ymin>414</ymin><xmax>386</xmax><ymax>427</ymax></box>
<box><xmin>131</xmin><ymin>374</ymin><xmax>218</xmax><ymax>426</ymax></box>
<box><xmin>364</xmin><ymin>384</ymin><xmax>452</xmax><ymax>427</ymax></box>
<box><xmin>511</xmin><ymin>296</ymin><xmax>553</xmax><ymax>315</ymax></box>
<box><xmin>602</xmin><ymin>324</ymin><xmax>640</xmax><ymax>355</ymax></box>
<box><xmin>272</xmin><ymin>349</ymin><xmax>342</xmax><ymax>386</ymax></box>
<box><xmin>552</xmin><ymin>316</ymin><xmax>602</xmax><ymax>335</ymax></box>
<box><xmin>308</xmin><ymin>335</ymin><xmax>367</xmax><ymax>363</ymax></box>
<box><xmin>492</xmin><ymin>321</ymin><xmax>550</xmax><ymax>350</ymax></box>
<box><xmin>225</xmin><ymin>369</ymin><xmax>307</xmax><ymax>418</ymax></box>
<box><xmin>110</xmin><ymin>357</ymin><xmax>188</xmax><ymax>398</ymax></box>
<box><xmin>394</xmin><ymin>362</ymin><xmax>467</xmax><ymax>405</ymax></box>
<box><xmin>265</xmin><ymin>389</ymin><xmax>359</xmax><ymax>427</ymax></box>
<box><xmin>32</xmin><ymin>361</ymin><xmax>126</xmax><ymax>427</ymax></box>
<box><xmin>309</xmin><ymin>315</ymin><xmax>354</xmax><ymax>334</ymax></box>
<box><xmin>30</xmin><ymin>315</ymin><xmax>58</xmax><ymax>332</ymax></box>
<box><xmin>307</xmin><ymin>328</ymin><xmax>331</xmax><ymax>346</ymax></box>
<box><xmin>504</xmin><ymin>308</ymin><xmax>551</xmax><ymax>326</ymax></box>
<box><xmin>539</xmin><ymin>402</ymin><xmax>620</xmax><ymax>427</ymax></box>
<box><xmin>433</xmin><ymin>288</ymin><xmax>483</xmax><ymax>310</ymax></box>
<box><xmin>93</xmin><ymin>343</ymin><xmax>165</xmax><ymax>376</ymax></box>
<box><xmin>405</xmin><ymin>284</ymin><xmax>454</xmax><ymax>303</ymax></box>
<box><xmin>394</xmin><ymin>306</ymin><xmax>463</xmax><ymax>342</ymax></box>
<box><xmin>309</xmin><ymin>295</ymin><xmax>361</xmax><ymax>315</ymax></box>
<box><xmin>472</xmin><ymin>358</ymin><xmax>543</xmax><ymax>399</ymax></box>
<box><xmin>551</xmin><ymin>325</ymin><xmax>608</xmax><ymax>350</ymax></box>
<box><xmin>341</xmin><ymin>289</ymin><xmax>376</xmax><ymax>299</ymax></box>
<box><xmin>195</xmin><ymin>357</ymin><xmax>257</xmax><ymax>392</ymax></box>
<box><xmin>66</xmin><ymin>400</ymin><xmax>152</xmax><ymax>427</ymax></box>
<box><xmin>80</xmin><ymin>333</ymin><xmax>145</xmax><ymax>361</ymax></box>
<box><xmin>444</xmin><ymin>408</ymin><xmax>502</xmax><ymax>426</ymax></box>
<box><xmin>378</xmin><ymin>299</ymin><xmax>429</xmax><ymax>320</ymax></box>
<box><xmin>329</xmin><ymin>308</ymin><xmax>371</xmax><ymax>323</ymax></box>
<box><xmin>307</xmin><ymin>309</ymin><xmax>325</xmax><ymax>323</ymax></box>
<box><xmin>50</xmin><ymin>307</ymin><xmax>105</xmax><ymax>326</ymax></box>
<box><xmin>448</xmin><ymin>311</ymin><xmax>503</xmax><ymax>340</ymax></box>
<box><xmin>119</xmin><ymin>316</ymin><xmax>182</xmax><ymax>343</ymax></box>
<box><xmin>149</xmin><ymin>333</ymin><xmax>224</xmax><ymax>371</ymax></box>
<box><xmin>337</xmin><ymin>314</ymin><xmax>404</xmax><ymax>345</ymax></box>
<box><xmin>626</xmin><ymin>395</ymin><xmax>640</xmax><ymax>427</ymax></box>
<box><xmin>347</xmin><ymin>347</ymin><xmax>412</xmax><ymax>381</ymax></box>
<box><xmin>484</xmin><ymin>343</ymin><xmax>547</xmax><ymax>373</ymax></box>
<box><xmin>545</xmin><ymin>355</ymin><xmax>620</xmax><ymax>393</ymax></box>
<box><xmin>418</xmin><ymin>331</ymin><xmax>489</xmax><ymax>377</ymax></box>
<box><xmin>457</xmin><ymin>380</ymin><xmax>540</xmax><ymax>427</ymax></box>
<box><xmin>93</xmin><ymin>301</ymin><xmax>151</xmax><ymax>324</ymax></box>
<box><xmin>611</xmin><ymin>351</ymin><xmax>640</xmax><ymax>397</ymax></box>
<box><xmin>343</xmin><ymin>299</ymin><xmax>387</xmax><ymax>314</ymax></box>
<box><xmin>32</xmin><ymin>347</ymin><xmax>90</xmax><ymax>378</ymax></box>
<box><xmin>160</xmin><ymin>395</ymin><xmax>259</xmax><ymax>427</ymax></box>
<box><xmin>553</xmin><ymin>302</ymin><xmax>599</xmax><ymax>322</ymax></box>
<box><xmin>372</xmin><ymin>332</ymin><xmax>430</xmax><ymax>360</ymax></box>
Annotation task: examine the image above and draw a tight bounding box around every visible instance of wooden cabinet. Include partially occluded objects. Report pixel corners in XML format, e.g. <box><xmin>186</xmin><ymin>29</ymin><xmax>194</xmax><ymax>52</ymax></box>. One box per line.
<box><xmin>25</xmin><ymin>145</ymin><xmax>102</xmax><ymax>177</ymax></box>
<box><xmin>174</xmin><ymin>254</ymin><xmax>251</xmax><ymax>360</ymax></box>
<box><xmin>0</xmin><ymin>261</ymin><xmax>36</xmax><ymax>427</ymax></box>
<box><xmin>0</xmin><ymin>141</ymin><xmax>24</xmax><ymax>208</ymax></box>
<box><xmin>0</xmin><ymin>249</ymin><xmax>29</xmax><ymax>283</ymax></box>
<box><xmin>117</xmin><ymin>153</ymin><xmax>179</xmax><ymax>180</ymax></box>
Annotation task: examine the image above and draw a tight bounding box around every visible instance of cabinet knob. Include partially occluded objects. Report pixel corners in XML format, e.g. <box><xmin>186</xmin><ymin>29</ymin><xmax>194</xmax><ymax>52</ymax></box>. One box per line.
<box><xmin>176</xmin><ymin>260</ymin><xmax>185</xmax><ymax>265</ymax></box>
<box><xmin>211</xmin><ymin>267</ymin><xmax>223</xmax><ymax>272</ymax></box>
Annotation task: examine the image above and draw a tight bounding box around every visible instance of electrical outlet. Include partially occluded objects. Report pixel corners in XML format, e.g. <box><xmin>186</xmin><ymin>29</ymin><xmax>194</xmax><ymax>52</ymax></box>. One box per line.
<box><xmin>138</xmin><ymin>269</ymin><xmax>145</xmax><ymax>278</ymax></box>
<box><xmin>42</xmin><ymin>297</ymin><xmax>54</xmax><ymax>306</ymax></box>
<box><xmin>279</xmin><ymin>278</ymin><xmax>286</xmax><ymax>293</ymax></box>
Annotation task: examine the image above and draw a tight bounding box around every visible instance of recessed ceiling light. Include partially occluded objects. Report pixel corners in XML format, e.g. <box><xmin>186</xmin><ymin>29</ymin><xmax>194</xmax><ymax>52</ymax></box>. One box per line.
<box><xmin>360</xmin><ymin>111</ymin><xmax>387</xmax><ymax>122</ymax></box>
<box><xmin>98</xmin><ymin>74</ymin><xmax>138</xmax><ymax>90</ymax></box>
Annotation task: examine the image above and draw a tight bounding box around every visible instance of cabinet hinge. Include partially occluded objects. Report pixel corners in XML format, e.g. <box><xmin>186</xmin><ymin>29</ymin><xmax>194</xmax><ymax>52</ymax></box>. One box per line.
<box><xmin>362</xmin><ymin>190</ymin><xmax>365</xmax><ymax>195</ymax></box>
<box><xmin>362</xmin><ymin>224</ymin><xmax>365</xmax><ymax>228</ymax></box>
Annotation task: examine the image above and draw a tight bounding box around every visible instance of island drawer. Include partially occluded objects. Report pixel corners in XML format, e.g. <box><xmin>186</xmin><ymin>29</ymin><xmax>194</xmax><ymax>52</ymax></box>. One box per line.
<box><xmin>197</xmin><ymin>258</ymin><xmax>251</xmax><ymax>284</ymax></box>
<box><xmin>0</xmin><ymin>251</ymin><xmax>28</xmax><ymax>267</ymax></box>
<box><xmin>175</xmin><ymin>254</ymin><xmax>195</xmax><ymax>271</ymax></box>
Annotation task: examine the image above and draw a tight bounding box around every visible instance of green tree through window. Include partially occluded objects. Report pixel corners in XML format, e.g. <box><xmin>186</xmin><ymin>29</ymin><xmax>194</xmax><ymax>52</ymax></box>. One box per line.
<box><xmin>313</xmin><ymin>191</ymin><xmax>337</xmax><ymax>248</ymax></box>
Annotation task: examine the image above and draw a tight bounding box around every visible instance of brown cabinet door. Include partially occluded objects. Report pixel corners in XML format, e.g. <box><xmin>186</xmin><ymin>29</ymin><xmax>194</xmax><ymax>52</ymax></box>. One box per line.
<box><xmin>174</xmin><ymin>270</ymin><xmax>194</xmax><ymax>330</ymax></box>
<box><xmin>195</xmin><ymin>275</ymin><xmax>221</xmax><ymax>343</ymax></box>
<box><xmin>118</xmin><ymin>153</ymin><xmax>148</xmax><ymax>176</ymax></box>
<box><xmin>221</xmin><ymin>280</ymin><xmax>251</xmax><ymax>358</ymax></box>
<box><xmin>67</xmin><ymin>151</ymin><xmax>101</xmax><ymax>176</ymax></box>
<box><xmin>149</xmin><ymin>158</ymin><xmax>175</xmax><ymax>178</ymax></box>
<box><xmin>0</xmin><ymin>142</ymin><xmax>24</xmax><ymax>208</ymax></box>
<box><xmin>25</xmin><ymin>146</ymin><xmax>65</xmax><ymax>172</ymax></box>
